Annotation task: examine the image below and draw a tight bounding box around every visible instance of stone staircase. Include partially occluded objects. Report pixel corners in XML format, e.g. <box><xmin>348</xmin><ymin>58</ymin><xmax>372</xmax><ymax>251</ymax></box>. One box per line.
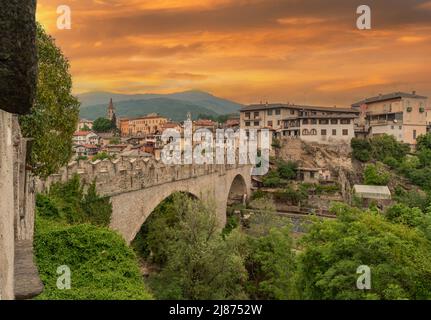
<box><xmin>14</xmin><ymin>240</ymin><xmax>43</xmax><ymax>300</ymax></box>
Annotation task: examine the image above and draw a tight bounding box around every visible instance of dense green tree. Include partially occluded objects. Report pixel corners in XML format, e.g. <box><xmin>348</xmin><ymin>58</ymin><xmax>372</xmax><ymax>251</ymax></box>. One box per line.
<box><xmin>262</xmin><ymin>171</ymin><xmax>285</xmax><ymax>188</ymax></box>
<box><xmin>135</xmin><ymin>193</ymin><xmax>248</xmax><ymax>299</ymax></box>
<box><xmin>369</xmin><ymin>134</ymin><xmax>410</xmax><ymax>161</ymax></box>
<box><xmin>416</xmin><ymin>133</ymin><xmax>431</xmax><ymax>152</ymax></box>
<box><xmin>92</xmin><ymin>117</ymin><xmax>115</xmax><ymax>133</ymax></box>
<box><xmin>34</xmin><ymin>220</ymin><xmax>152</xmax><ymax>300</ymax></box>
<box><xmin>19</xmin><ymin>24</ymin><xmax>80</xmax><ymax>178</ymax></box>
<box><xmin>296</xmin><ymin>203</ymin><xmax>431</xmax><ymax>300</ymax></box>
<box><xmin>277</xmin><ymin>160</ymin><xmax>298</xmax><ymax>180</ymax></box>
<box><xmin>363</xmin><ymin>163</ymin><xmax>390</xmax><ymax>186</ymax></box>
<box><xmin>351</xmin><ymin>138</ymin><xmax>372</xmax><ymax>162</ymax></box>
<box><xmin>245</xmin><ymin>226</ymin><xmax>296</xmax><ymax>300</ymax></box>
<box><xmin>37</xmin><ymin>174</ymin><xmax>112</xmax><ymax>226</ymax></box>
<box><xmin>385</xmin><ymin>203</ymin><xmax>424</xmax><ymax>228</ymax></box>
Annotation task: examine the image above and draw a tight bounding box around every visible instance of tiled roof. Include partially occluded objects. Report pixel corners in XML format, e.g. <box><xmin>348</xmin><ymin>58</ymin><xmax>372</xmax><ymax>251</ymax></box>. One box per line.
<box><xmin>352</xmin><ymin>92</ymin><xmax>427</xmax><ymax>107</ymax></box>
<box><xmin>73</xmin><ymin>131</ymin><xmax>94</xmax><ymax>136</ymax></box>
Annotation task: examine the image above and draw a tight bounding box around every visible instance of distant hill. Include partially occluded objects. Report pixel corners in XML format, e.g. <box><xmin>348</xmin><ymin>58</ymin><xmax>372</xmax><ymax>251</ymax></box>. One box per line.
<box><xmin>78</xmin><ymin>90</ymin><xmax>243</xmax><ymax>121</ymax></box>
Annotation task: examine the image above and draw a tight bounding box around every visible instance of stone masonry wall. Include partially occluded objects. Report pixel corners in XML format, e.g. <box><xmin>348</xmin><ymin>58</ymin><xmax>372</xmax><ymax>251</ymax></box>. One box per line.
<box><xmin>0</xmin><ymin>110</ymin><xmax>15</xmax><ymax>300</ymax></box>
<box><xmin>41</xmin><ymin>157</ymin><xmax>248</xmax><ymax>198</ymax></box>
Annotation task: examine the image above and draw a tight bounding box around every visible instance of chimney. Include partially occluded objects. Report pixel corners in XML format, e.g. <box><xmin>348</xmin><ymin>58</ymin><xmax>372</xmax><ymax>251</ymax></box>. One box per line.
<box><xmin>412</xmin><ymin>90</ymin><xmax>416</xmax><ymax>95</ymax></box>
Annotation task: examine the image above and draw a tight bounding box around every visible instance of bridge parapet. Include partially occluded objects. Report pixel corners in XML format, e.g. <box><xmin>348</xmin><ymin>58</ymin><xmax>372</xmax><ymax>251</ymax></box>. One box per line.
<box><xmin>42</xmin><ymin>157</ymin><xmax>248</xmax><ymax>197</ymax></box>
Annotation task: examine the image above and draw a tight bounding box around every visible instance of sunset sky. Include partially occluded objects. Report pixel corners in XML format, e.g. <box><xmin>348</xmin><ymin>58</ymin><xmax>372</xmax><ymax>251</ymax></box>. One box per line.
<box><xmin>37</xmin><ymin>0</ymin><xmax>431</xmax><ymax>106</ymax></box>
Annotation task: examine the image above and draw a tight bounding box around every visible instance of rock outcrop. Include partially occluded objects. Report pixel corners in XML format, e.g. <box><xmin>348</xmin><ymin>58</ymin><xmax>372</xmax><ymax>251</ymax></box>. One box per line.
<box><xmin>0</xmin><ymin>0</ymin><xmax>37</xmax><ymax>114</ymax></box>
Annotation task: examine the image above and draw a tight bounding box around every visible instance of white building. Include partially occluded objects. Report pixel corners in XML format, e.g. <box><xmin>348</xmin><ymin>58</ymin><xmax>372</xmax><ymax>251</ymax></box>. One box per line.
<box><xmin>72</xmin><ymin>131</ymin><xmax>100</xmax><ymax>145</ymax></box>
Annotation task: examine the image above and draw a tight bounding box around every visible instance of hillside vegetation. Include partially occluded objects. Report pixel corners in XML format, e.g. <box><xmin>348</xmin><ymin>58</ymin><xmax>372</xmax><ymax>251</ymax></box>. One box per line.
<box><xmin>34</xmin><ymin>175</ymin><xmax>153</xmax><ymax>300</ymax></box>
<box><xmin>78</xmin><ymin>90</ymin><xmax>242</xmax><ymax>121</ymax></box>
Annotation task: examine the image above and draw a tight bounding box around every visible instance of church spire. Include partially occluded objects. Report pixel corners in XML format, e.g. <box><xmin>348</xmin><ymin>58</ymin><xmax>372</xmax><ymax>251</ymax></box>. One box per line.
<box><xmin>107</xmin><ymin>98</ymin><xmax>115</xmax><ymax>121</ymax></box>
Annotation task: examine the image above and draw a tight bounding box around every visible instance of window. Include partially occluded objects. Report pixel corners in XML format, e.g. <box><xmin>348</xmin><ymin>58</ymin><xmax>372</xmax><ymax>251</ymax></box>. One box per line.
<box><xmin>311</xmin><ymin>129</ymin><xmax>317</xmax><ymax>135</ymax></box>
<box><xmin>245</xmin><ymin>121</ymin><xmax>250</xmax><ymax>127</ymax></box>
<box><xmin>290</xmin><ymin>110</ymin><xmax>295</xmax><ymax>115</ymax></box>
<box><xmin>254</xmin><ymin>121</ymin><xmax>259</xmax><ymax>126</ymax></box>
<box><xmin>275</xmin><ymin>109</ymin><xmax>281</xmax><ymax>115</ymax></box>
<box><xmin>332</xmin><ymin>129</ymin><xmax>337</xmax><ymax>136</ymax></box>
<box><xmin>331</xmin><ymin>119</ymin><xmax>338</xmax><ymax>125</ymax></box>
<box><xmin>311</xmin><ymin>119</ymin><xmax>317</xmax><ymax>125</ymax></box>
<box><xmin>302</xmin><ymin>129</ymin><xmax>309</xmax><ymax>136</ymax></box>
<box><xmin>341</xmin><ymin>119</ymin><xmax>351</xmax><ymax>125</ymax></box>
<box><xmin>277</xmin><ymin>120</ymin><xmax>281</xmax><ymax>126</ymax></box>
<box><xmin>319</xmin><ymin>119</ymin><xmax>329</xmax><ymax>125</ymax></box>
<box><xmin>268</xmin><ymin>121</ymin><xmax>273</xmax><ymax>127</ymax></box>
<box><xmin>413</xmin><ymin>130</ymin><xmax>417</xmax><ymax>140</ymax></box>
<box><xmin>267</xmin><ymin>110</ymin><xmax>273</xmax><ymax>116</ymax></box>
<box><xmin>303</xmin><ymin>119</ymin><xmax>309</xmax><ymax>125</ymax></box>
<box><xmin>343</xmin><ymin>129</ymin><xmax>349</xmax><ymax>136</ymax></box>
<box><xmin>245</xmin><ymin>112</ymin><xmax>250</xmax><ymax>119</ymax></box>
<box><xmin>254</xmin><ymin>112</ymin><xmax>259</xmax><ymax>118</ymax></box>
<box><xmin>321</xmin><ymin>129</ymin><xmax>327</xmax><ymax>136</ymax></box>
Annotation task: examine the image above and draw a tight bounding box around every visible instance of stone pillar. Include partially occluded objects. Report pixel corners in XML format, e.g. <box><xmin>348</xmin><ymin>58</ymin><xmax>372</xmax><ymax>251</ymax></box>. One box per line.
<box><xmin>0</xmin><ymin>110</ymin><xmax>15</xmax><ymax>300</ymax></box>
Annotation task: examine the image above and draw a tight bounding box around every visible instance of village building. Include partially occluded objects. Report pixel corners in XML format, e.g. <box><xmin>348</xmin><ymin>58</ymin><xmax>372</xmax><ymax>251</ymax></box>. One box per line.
<box><xmin>96</xmin><ymin>132</ymin><xmax>117</xmax><ymax>147</ymax></box>
<box><xmin>72</xmin><ymin>131</ymin><xmax>100</xmax><ymax>145</ymax></box>
<box><xmin>352</xmin><ymin>91</ymin><xmax>428</xmax><ymax>146</ymax></box>
<box><xmin>298</xmin><ymin>167</ymin><xmax>332</xmax><ymax>184</ymax></box>
<box><xmin>240</xmin><ymin>103</ymin><xmax>359</xmax><ymax>145</ymax></box>
<box><xmin>353</xmin><ymin>185</ymin><xmax>392</xmax><ymax>210</ymax></box>
<box><xmin>194</xmin><ymin>119</ymin><xmax>218</xmax><ymax>132</ymax></box>
<box><xmin>73</xmin><ymin>144</ymin><xmax>99</xmax><ymax>157</ymax></box>
<box><xmin>162</xmin><ymin>122</ymin><xmax>183</xmax><ymax>134</ymax></box>
<box><xmin>102</xmin><ymin>144</ymin><xmax>129</xmax><ymax>156</ymax></box>
<box><xmin>224</xmin><ymin>115</ymin><xmax>240</xmax><ymax>129</ymax></box>
<box><xmin>119</xmin><ymin>113</ymin><xmax>168</xmax><ymax>137</ymax></box>
<box><xmin>77</xmin><ymin>119</ymin><xmax>93</xmax><ymax>131</ymax></box>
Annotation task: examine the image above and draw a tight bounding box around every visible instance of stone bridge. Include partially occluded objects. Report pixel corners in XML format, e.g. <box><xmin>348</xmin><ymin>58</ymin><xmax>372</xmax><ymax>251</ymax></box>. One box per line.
<box><xmin>44</xmin><ymin>158</ymin><xmax>252</xmax><ymax>243</ymax></box>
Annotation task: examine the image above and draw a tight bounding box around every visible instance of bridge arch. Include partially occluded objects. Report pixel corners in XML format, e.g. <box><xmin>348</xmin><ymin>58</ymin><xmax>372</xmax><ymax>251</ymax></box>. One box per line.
<box><xmin>227</xmin><ymin>174</ymin><xmax>248</xmax><ymax>206</ymax></box>
<box><xmin>107</xmin><ymin>165</ymin><xmax>252</xmax><ymax>244</ymax></box>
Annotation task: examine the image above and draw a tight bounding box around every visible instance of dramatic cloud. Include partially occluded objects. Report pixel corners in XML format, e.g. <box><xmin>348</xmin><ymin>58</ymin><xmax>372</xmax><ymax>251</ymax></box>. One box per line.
<box><xmin>37</xmin><ymin>0</ymin><xmax>431</xmax><ymax>106</ymax></box>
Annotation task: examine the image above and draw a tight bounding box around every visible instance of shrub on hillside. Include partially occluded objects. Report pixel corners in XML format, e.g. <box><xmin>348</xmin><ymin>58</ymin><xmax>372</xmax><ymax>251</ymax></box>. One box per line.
<box><xmin>37</xmin><ymin>174</ymin><xmax>112</xmax><ymax>226</ymax></box>
<box><xmin>351</xmin><ymin>138</ymin><xmax>372</xmax><ymax>162</ymax></box>
<box><xmin>363</xmin><ymin>163</ymin><xmax>390</xmax><ymax>186</ymax></box>
<box><xmin>296</xmin><ymin>203</ymin><xmax>431</xmax><ymax>300</ymax></box>
<box><xmin>34</xmin><ymin>218</ymin><xmax>153</xmax><ymax>300</ymax></box>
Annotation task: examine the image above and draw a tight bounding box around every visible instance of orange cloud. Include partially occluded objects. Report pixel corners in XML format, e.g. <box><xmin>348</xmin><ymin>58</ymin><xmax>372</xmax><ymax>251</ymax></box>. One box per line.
<box><xmin>37</xmin><ymin>0</ymin><xmax>431</xmax><ymax>106</ymax></box>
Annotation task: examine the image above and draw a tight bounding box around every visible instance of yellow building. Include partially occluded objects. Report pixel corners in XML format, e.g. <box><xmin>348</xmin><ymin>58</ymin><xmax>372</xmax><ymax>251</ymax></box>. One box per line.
<box><xmin>120</xmin><ymin>113</ymin><xmax>168</xmax><ymax>137</ymax></box>
<box><xmin>352</xmin><ymin>91</ymin><xmax>428</xmax><ymax>146</ymax></box>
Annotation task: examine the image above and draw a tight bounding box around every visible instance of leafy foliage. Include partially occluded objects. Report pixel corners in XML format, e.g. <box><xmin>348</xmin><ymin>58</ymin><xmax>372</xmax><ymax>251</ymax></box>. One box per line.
<box><xmin>351</xmin><ymin>138</ymin><xmax>372</xmax><ymax>162</ymax></box>
<box><xmin>245</xmin><ymin>226</ymin><xmax>296</xmax><ymax>299</ymax></box>
<box><xmin>135</xmin><ymin>193</ymin><xmax>248</xmax><ymax>299</ymax></box>
<box><xmin>19</xmin><ymin>24</ymin><xmax>80</xmax><ymax>178</ymax></box>
<box><xmin>276</xmin><ymin>160</ymin><xmax>298</xmax><ymax>180</ymax></box>
<box><xmin>92</xmin><ymin>151</ymin><xmax>114</xmax><ymax>161</ymax></box>
<box><xmin>35</xmin><ymin>175</ymin><xmax>151</xmax><ymax>300</ymax></box>
<box><xmin>37</xmin><ymin>174</ymin><xmax>112</xmax><ymax>226</ymax></box>
<box><xmin>296</xmin><ymin>203</ymin><xmax>431</xmax><ymax>300</ymax></box>
<box><xmin>363</xmin><ymin>163</ymin><xmax>391</xmax><ymax>186</ymax></box>
<box><xmin>93</xmin><ymin>117</ymin><xmax>115</xmax><ymax>133</ymax></box>
<box><xmin>34</xmin><ymin>218</ymin><xmax>152</xmax><ymax>300</ymax></box>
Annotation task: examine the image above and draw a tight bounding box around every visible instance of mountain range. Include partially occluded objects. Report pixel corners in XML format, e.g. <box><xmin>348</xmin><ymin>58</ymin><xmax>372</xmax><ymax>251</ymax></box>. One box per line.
<box><xmin>78</xmin><ymin>90</ymin><xmax>243</xmax><ymax>121</ymax></box>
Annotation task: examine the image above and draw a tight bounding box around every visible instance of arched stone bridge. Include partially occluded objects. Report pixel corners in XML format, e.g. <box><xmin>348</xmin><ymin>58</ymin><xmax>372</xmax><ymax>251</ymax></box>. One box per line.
<box><xmin>45</xmin><ymin>158</ymin><xmax>252</xmax><ymax>244</ymax></box>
